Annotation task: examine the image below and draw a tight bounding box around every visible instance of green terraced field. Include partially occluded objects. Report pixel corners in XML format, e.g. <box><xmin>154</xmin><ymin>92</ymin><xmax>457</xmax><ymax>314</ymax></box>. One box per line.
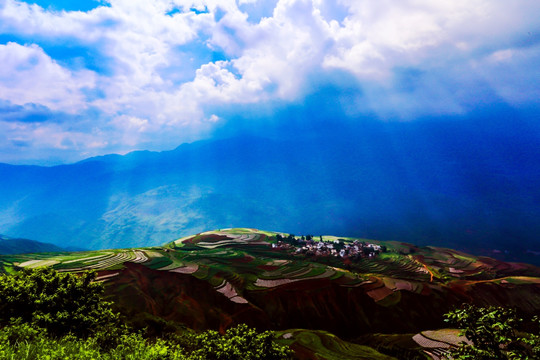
<box><xmin>275</xmin><ymin>329</ymin><xmax>399</xmax><ymax>360</ymax></box>
<box><xmin>3</xmin><ymin>228</ymin><xmax>539</xmax><ymax>300</ymax></box>
<box><xmin>2</xmin><ymin>228</ymin><xmax>540</xmax><ymax>337</ymax></box>
<box><xmin>2</xmin><ymin>228</ymin><xmax>540</xmax><ymax>359</ymax></box>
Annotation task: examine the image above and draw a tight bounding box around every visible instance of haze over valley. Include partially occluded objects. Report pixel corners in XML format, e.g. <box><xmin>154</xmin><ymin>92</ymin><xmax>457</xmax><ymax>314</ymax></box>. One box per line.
<box><xmin>1</xmin><ymin>112</ymin><xmax>540</xmax><ymax>266</ymax></box>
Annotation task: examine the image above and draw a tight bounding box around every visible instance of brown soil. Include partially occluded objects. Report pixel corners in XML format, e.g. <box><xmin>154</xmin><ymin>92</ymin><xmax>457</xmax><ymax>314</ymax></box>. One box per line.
<box><xmin>104</xmin><ymin>262</ymin><xmax>540</xmax><ymax>338</ymax></box>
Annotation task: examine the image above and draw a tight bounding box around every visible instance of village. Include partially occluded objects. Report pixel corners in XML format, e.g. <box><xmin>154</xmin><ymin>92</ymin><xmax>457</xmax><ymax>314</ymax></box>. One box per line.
<box><xmin>272</xmin><ymin>234</ymin><xmax>387</xmax><ymax>261</ymax></box>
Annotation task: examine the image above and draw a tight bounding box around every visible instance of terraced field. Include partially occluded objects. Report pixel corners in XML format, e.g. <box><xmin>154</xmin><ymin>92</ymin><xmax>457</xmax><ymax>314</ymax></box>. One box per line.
<box><xmin>4</xmin><ymin>228</ymin><xmax>540</xmax><ymax>305</ymax></box>
<box><xmin>275</xmin><ymin>329</ymin><xmax>398</xmax><ymax>360</ymax></box>
<box><xmin>2</xmin><ymin>227</ymin><xmax>539</xmax><ymax>353</ymax></box>
<box><xmin>412</xmin><ymin>328</ymin><xmax>471</xmax><ymax>360</ymax></box>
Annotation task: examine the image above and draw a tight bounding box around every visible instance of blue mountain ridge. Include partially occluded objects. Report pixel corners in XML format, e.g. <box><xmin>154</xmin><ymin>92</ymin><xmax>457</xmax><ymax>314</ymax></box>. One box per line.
<box><xmin>0</xmin><ymin>234</ymin><xmax>66</xmax><ymax>254</ymax></box>
<box><xmin>0</xmin><ymin>116</ymin><xmax>539</xmax><ymax>264</ymax></box>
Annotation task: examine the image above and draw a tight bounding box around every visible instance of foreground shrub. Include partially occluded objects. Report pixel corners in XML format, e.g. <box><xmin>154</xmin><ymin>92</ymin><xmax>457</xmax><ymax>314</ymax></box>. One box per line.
<box><xmin>188</xmin><ymin>324</ymin><xmax>292</xmax><ymax>360</ymax></box>
<box><xmin>445</xmin><ymin>304</ymin><xmax>540</xmax><ymax>360</ymax></box>
<box><xmin>0</xmin><ymin>323</ymin><xmax>185</xmax><ymax>360</ymax></box>
<box><xmin>0</xmin><ymin>267</ymin><xmax>120</xmax><ymax>339</ymax></box>
<box><xmin>0</xmin><ymin>322</ymin><xmax>291</xmax><ymax>360</ymax></box>
<box><xmin>0</xmin><ymin>268</ymin><xmax>292</xmax><ymax>359</ymax></box>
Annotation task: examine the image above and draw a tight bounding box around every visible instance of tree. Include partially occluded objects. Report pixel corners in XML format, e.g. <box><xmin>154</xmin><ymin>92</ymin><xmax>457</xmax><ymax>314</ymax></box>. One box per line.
<box><xmin>444</xmin><ymin>304</ymin><xmax>540</xmax><ymax>359</ymax></box>
<box><xmin>188</xmin><ymin>324</ymin><xmax>292</xmax><ymax>360</ymax></box>
<box><xmin>0</xmin><ymin>269</ymin><xmax>293</xmax><ymax>359</ymax></box>
<box><xmin>0</xmin><ymin>267</ymin><xmax>121</xmax><ymax>338</ymax></box>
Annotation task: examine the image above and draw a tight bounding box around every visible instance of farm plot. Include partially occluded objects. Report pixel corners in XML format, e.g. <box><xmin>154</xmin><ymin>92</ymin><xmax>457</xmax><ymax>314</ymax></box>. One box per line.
<box><xmin>158</xmin><ymin>257</ymin><xmax>188</xmax><ymax>271</ymax></box>
<box><xmin>95</xmin><ymin>272</ymin><xmax>120</xmax><ymax>282</ymax></box>
<box><xmin>382</xmin><ymin>277</ymin><xmax>423</xmax><ymax>294</ymax></box>
<box><xmin>62</xmin><ymin>253</ymin><xmax>114</xmax><ymax>264</ymax></box>
<box><xmin>254</xmin><ymin>266</ymin><xmax>336</xmax><ymax>288</ymax></box>
<box><xmin>355</xmin><ymin>256</ymin><xmax>429</xmax><ymax>281</ymax></box>
<box><xmin>169</xmin><ymin>264</ymin><xmax>199</xmax><ymax>274</ymax></box>
<box><xmin>275</xmin><ymin>329</ymin><xmax>396</xmax><ymax>360</ymax></box>
<box><xmin>197</xmin><ymin>234</ymin><xmax>270</xmax><ymax>248</ymax></box>
<box><xmin>412</xmin><ymin>328</ymin><xmax>473</xmax><ymax>360</ymax></box>
<box><xmin>257</xmin><ymin>262</ymin><xmax>315</xmax><ymax>280</ymax></box>
<box><xmin>360</xmin><ymin>277</ymin><xmax>405</xmax><ymax>303</ymax></box>
<box><xmin>412</xmin><ymin>333</ymin><xmax>453</xmax><ymax>360</ymax></box>
<box><xmin>254</xmin><ymin>277</ymin><xmax>302</xmax><ymax>288</ymax></box>
<box><xmin>80</xmin><ymin>250</ymin><xmax>148</xmax><ymax>270</ymax></box>
<box><xmin>52</xmin><ymin>250</ymin><xmax>151</xmax><ymax>272</ymax></box>
<box><xmin>86</xmin><ymin>251</ymin><xmax>138</xmax><ymax>269</ymax></box>
<box><xmin>281</xmin><ymin>264</ymin><xmax>312</xmax><ymax>277</ymax></box>
<box><xmin>181</xmin><ymin>229</ymin><xmax>274</xmax><ymax>249</ymax></box>
<box><xmin>53</xmin><ymin>253</ymin><xmax>115</xmax><ymax>270</ymax></box>
<box><xmin>419</xmin><ymin>250</ymin><xmax>501</xmax><ymax>280</ymax></box>
<box><xmin>420</xmin><ymin>329</ymin><xmax>469</xmax><ymax>347</ymax></box>
<box><xmin>18</xmin><ymin>259</ymin><xmax>60</xmax><ymax>268</ymax></box>
<box><xmin>214</xmin><ymin>280</ymin><xmax>248</xmax><ymax>304</ymax></box>
<box><xmin>144</xmin><ymin>255</ymin><xmax>173</xmax><ymax>270</ymax></box>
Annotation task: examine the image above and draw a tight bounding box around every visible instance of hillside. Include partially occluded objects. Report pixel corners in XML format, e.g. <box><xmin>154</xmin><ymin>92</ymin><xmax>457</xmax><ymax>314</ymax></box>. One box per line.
<box><xmin>0</xmin><ymin>235</ymin><xmax>65</xmax><ymax>255</ymax></box>
<box><xmin>2</xmin><ymin>228</ymin><xmax>539</xmax><ymax>358</ymax></box>
<box><xmin>1</xmin><ymin>119</ymin><xmax>540</xmax><ymax>264</ymax></box>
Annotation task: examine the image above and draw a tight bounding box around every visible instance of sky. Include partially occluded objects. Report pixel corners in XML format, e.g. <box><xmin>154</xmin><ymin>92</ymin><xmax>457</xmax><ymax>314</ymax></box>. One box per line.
<box><xmin>0</xmin><ymin>0</ymin><xmax>539</xmax><ymax>164</ymax></box>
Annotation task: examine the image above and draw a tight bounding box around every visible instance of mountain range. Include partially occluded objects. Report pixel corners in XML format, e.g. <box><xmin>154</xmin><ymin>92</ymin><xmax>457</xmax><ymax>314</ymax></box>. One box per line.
<box><xmin>1</xmin><ymin>114</ymin><xmax>539</xmax><ymax>263</ymax></box>
<box><xmin>0</xmin><ymin>235</ymin><xmax>65</xmax><ymax>255</ymax></box>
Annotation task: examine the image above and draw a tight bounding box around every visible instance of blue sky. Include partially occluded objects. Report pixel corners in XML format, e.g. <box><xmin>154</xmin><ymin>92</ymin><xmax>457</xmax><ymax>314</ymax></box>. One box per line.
<box><xmin>0</xmin><ymin>0</ymin><xmax>539</xmax><ymax>164</ymax></box>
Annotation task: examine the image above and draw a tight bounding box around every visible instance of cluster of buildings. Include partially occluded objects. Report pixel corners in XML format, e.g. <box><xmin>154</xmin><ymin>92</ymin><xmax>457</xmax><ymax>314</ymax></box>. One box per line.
<box><xmin>271</xmin><ymin>235</ymin><xmax>386</xmax><ymax>260</ymax></box>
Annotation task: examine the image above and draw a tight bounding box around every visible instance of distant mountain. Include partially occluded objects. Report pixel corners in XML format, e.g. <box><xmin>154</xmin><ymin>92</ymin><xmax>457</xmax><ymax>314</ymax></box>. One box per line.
<box><xmin>0</xmin><ymin>235</ymin><xmax>65</xmax><ymax>254</ymax></box>
<box><xmin>0</xmin><ymin>116</ymin><xmax>539</xmax><ymax>262</ymax></box>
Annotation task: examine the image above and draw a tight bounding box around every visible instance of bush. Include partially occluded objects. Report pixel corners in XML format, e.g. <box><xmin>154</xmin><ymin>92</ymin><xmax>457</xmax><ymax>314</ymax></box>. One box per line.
<box><xmin>0</xmin><ymin>324</ymin><xmax>186</xmax><ymax>360</ymax></box>
<box><xmin>444</xmin><ymin>304</ymin><xmax>540</xmax><ymax>360</ymax></box>
<box><xmin>0</xmin><ymin>267</ymin><xmax>120</xmax><ymax>339</ymax></box>
<box><xmin>0</xmin><ymin>268</ymin><xmax>292</xmax><ymax>359</ymax></box>
<box><xmin>188</xmin><ymin>324</ymin><xmax>292</xmax><ymax>360</ymax></box>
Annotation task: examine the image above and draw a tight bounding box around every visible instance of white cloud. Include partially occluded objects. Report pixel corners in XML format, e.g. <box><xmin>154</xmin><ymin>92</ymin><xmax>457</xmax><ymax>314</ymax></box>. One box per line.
<box><xmin>475</xmin><ymin>45</ymin><xmax>540</xmax><ymax>105</ymax></box>
<box><xmin>0</xmin><ymin>42</ymin><xmax>95</xmax><ymax>112</ymax></box>
<box><xmin>321</xmin><ymin>1</ymin><xmax>540</xmax><ymax>81</ymax></box>
<box><xmin>109</xmin><ymin>115</ymin><xmax>151</xmax><ymax>146</ymax></box>
<box><xmin>0</xmin><ymin>0</ymin><xmax>539</xmax><ymax>162</ymax></box>
<box><xmin>0</xmin><ymin>119</ymin><xmax>108</xmax><ymax>156</ymax></box>
<box><xmin>205</xmin><ymin>114</ymin><xmax>220</xmax><ymax>122</ymax></box>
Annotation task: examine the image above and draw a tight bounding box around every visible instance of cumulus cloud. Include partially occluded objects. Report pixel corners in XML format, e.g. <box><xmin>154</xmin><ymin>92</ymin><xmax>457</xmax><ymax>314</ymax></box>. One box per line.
<box><xmin>0</xmin><ymin>42</ymin><xmax>95</xmax><ymax>112</ymax></box>
<box><xmin>0</xmin><ymin>0</ymin><xmax>539</xmax><ymax>162</ymax></box>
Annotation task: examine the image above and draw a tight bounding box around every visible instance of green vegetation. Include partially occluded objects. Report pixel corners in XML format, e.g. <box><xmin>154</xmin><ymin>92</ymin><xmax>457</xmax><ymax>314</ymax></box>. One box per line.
<box><xmin>353</xmin><ymin>333</ymin><xmax>429</xmax><ymax>360</ymax></box>
<box><xmin>1</xmin><ymin>229</ymin><xmax>540</xmax><ymax>359</ymax></box>
<box><xmin>276</xmin><ymin>329</ymin><xmax>398</xmax><ymax>360</ymax></box>
<box><xmin>444</xmin><ymin>304</ymin><xmax>540</xmax><ymax>359</ymax></box>
<box><xmin>0</xmin><ymin>323</ymin><xmax>184</xmax><ymax>360</ymax></box>
<box><xmin>186</xmin><ymin>324</ymin><xmax>292</xmax><ymax>360</ymax></box>
<box><xmin>0</xmin><ymin>322</ymin><xmax>292</xmax><ymax>360</ymax></box>
<box><xmin>0</xmin><ymin>268</ymin><xmax>292</xmax><ymax>360</ymax></box>
<box><xmin>0</xmin><ymin>267</ymin><xmax>121</xmax><ymax>339</ymax></box>
<box><xmin>145</xmin><ymin>256</ymin><xmax>173</xmax><ymax>269</ymax></box>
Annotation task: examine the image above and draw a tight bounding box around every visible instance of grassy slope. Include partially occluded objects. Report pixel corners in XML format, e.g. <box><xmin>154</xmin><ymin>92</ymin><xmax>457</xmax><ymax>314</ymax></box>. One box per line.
<box><xmin>275</xmin><ymin>329</ymin><xmax>399</xmax><ymax>360</ymax></box>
